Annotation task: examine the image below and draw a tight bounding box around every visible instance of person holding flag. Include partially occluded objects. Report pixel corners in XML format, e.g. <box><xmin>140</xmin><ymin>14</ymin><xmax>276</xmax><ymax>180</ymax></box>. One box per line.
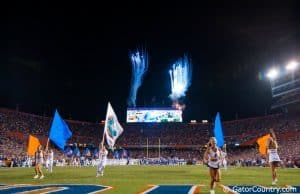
<box><xmin>96</xmin><ymin>143</ymin><xmax>108</xmax><ymax>177</ymax></box>
<box><xmin>96</xmin><ymin>102</ymin><xmax>123</xmax><ymax>177</ymax></box>
<box><xmin>45</xmin><ymin>149</ymin><xmax>54</xmax><ymax>173</ymax></box>
<box><xmin>221</xmin><ymin>144</ymin><xmax>227</xmax><ymax>171</ymax></box>
<box><xmin>27</xmin><ymin>135</ymin><xmax>45</xmax><ymax>179</ymax></box>
<box><xmin>203</xmin><ymin>137</ymin><xmax>223</xmax><ymax>194</ymax></box>
<box><xmin>266</xmin><ymin>128</ymin><xmax>281</xmax><ymax>185</ymax></box>
<box><xmin>34</xmin><ymin>145</ymin><xmax>45</xmax><ymax>179</ymax></box>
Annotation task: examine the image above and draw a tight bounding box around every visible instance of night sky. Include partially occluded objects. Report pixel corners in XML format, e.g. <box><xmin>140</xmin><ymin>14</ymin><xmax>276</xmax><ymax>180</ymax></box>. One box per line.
<box><xmin>2</xmin><ymin>1</ymin><xmax>300</xmax><ymax>122</ymax></box>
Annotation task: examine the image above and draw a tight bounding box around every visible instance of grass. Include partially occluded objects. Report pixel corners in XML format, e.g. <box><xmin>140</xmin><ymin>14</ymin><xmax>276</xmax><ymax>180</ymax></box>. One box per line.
<box><xmin>0</xmin><ymin>166</ymin><xmax>299</xmax><ymax>193</ymax></box>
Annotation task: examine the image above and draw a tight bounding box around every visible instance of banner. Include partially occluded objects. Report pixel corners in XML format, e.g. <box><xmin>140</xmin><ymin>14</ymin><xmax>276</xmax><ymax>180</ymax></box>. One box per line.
<box><xmin>104</xmin><ymin>102</ymin><xmax>124</xmax><ymax>148</ymax></box>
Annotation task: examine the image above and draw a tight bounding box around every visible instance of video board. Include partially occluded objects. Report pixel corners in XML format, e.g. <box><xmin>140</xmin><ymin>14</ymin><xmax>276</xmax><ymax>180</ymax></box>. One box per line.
<box><xmin>127</xmin><ymin>107</ymin><xmax>182</xmax><ymax>123</ymax></box>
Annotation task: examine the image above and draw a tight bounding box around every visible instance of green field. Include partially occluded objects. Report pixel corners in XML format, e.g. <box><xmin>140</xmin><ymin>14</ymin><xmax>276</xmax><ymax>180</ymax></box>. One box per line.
<box><xmin>0</xmin><ymin>166</ymin><xmax>299</xmax><ymax>193</ymax></box>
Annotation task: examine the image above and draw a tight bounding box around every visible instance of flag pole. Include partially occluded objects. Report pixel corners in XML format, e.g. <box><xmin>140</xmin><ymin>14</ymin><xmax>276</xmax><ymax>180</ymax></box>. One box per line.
<box><xmin>270</xmin><ymin>128</ymin><xmax>276</xmax><ymax>140</ymax></box>
<box><xmin>101</xmin><ymin>102</ymin><xmax>110</xmax><ymax>148</ymax></box>
<box><xmin>46</xmin><ymin>109</ymin><xmax>54</xmax><ymax>152</ymax></box>
<box><xmin>47</xmin><ymin>109</ymin><xmax>55</xmax><ymax>151</ymax></box>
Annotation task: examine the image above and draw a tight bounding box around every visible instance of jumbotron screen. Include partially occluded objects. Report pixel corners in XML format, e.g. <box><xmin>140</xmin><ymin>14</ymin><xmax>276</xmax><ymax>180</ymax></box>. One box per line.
<box><xmin>127</xmin><ymin>108</ymin><xmax>182</xmax><ymax>123</ymax></box>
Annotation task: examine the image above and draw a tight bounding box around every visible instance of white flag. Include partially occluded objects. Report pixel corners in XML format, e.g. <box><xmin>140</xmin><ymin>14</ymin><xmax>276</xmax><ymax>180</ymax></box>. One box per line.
<box><xmin>104</xmin><ymin>102</ymin><xmax>124</xmax><ymax>148</ymax></box>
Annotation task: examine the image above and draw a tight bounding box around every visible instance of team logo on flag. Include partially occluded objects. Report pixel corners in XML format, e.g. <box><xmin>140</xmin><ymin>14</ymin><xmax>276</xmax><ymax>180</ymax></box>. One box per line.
<box><xmin>107</xmin><ymin>116</ymin><xmax>118</xmax><ymax>138</ymax></box>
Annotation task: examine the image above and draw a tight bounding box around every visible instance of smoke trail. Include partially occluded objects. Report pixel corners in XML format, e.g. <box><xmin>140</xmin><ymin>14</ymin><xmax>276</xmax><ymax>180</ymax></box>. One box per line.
<box><xmin>128</xmin><ymin>49</ymin><xmax>149</xmax><ymax>107</ymax></box>
<box><xmin>169</xmin><ymin>55</ymin><xmax>192</xmax><ymax>102</ymax></box>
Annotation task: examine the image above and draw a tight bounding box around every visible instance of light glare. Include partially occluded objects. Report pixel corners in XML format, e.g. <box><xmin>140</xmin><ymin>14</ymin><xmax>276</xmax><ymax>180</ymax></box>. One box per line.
<box><xmin>266</xmin><ymin>68</ymin><xmax>279</xmax><ymax>80</ymax></box>
<box><xmin>286</xmin><ymin>61</ymin><xmax>298</xmax><ymax>71</ymax></box>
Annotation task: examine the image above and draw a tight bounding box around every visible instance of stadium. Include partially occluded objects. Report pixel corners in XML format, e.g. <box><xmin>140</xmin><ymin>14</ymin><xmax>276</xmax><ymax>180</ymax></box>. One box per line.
<box><xmin>0</xmin><ymin>102</ymin><xmax>300</xmax><ymax>193</ymax></box>
<box><xmin>1</xmin><ymin>1</ymin><xmax>300</xmax><ymax>194</ymax></box>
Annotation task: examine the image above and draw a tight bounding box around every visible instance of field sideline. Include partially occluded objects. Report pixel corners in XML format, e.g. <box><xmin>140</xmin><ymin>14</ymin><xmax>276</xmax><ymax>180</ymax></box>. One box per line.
<box><xmin>0</xmin><ymin>166</ymin><xmax>299</xmax><ymax>193</ymax></box>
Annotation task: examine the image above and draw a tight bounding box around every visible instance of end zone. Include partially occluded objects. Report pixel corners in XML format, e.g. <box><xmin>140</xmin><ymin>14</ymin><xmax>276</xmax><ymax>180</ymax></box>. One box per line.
<box><xmin>137</xmin><ymin>184</ymin><xmax>205</xmax><ymax>194</ymax></box>
<box><xmin>0</xmin><ymin>184</ymin><xmax>113</xmax><ymax>194</ymax></box>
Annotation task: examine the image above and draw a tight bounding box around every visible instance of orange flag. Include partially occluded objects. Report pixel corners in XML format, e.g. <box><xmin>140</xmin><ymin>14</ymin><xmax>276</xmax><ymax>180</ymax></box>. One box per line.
<box><xmin>27</xmin><ymin>135</ymin><xmax>41</xmax><ymax>156</ymax></box>
<box><xmin>257</xmin><ymin>134</ymin><xmax>270</xmax><ymax>155</ymax></box>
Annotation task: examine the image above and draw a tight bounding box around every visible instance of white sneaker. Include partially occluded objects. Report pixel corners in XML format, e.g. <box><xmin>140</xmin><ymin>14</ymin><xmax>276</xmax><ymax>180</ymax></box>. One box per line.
<box><xmin>210</xmin><ymin>190</ymin><xmax>215</xmax><ymax>194</ymax></box>
<box><xmin>39</xmin><ymin>175</ymin><xmax>44</xmax><ymax>179</ymax></box>
<box><xmin>272</xmin><ymin>181</ymin><xmax>276</xmax><ymax>185</ymax></box>
<box><xmin>96</xmin><ymin>173</ymin><xmax>100</xmax><ymax>177</ymax></box>
<box><xmin>33</xmin><ymin>175</ymin><xmax>39</xmax><ymax>179</ymax></box>
<box><xmin>274</xmin><ymin>178</ymin><xmax>278</xmax><ymax>183</ymax></box>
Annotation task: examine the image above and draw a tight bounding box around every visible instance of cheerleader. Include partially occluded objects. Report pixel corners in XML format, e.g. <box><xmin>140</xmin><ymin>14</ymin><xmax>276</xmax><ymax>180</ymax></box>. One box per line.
<box><xmin>221</xmin><ymin>144</ymin><xmax>228</xmax><ymax>171</ymax></box>
<box><xmin>46</xmin><ymin>149</ymin><xmax>54</xmax><ymax>173</ymax></box>
<box><xmin>204</xmin><ymin>137</ymin><xmax>223</xmax><ymax>194</ymax></box>
<box><xmin>33</xmin><ymin>145</ymin><xmax>45</xmax><ymax>179</ymax></box>
<box><xmin>266</xmin><ymin>129</ymin><xmax>281</xmax><ymax>185</ymax></box>
<box><xmin>96</xmin><ymin>145</ymin><xmax>108</xmax><ymax>177</ymax></box>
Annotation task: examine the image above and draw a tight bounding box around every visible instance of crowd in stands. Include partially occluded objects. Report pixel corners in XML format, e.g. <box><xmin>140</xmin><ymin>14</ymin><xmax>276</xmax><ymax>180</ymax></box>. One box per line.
<box><xmin>0</xmin><ymin>108</ymin><xmax>299</xmax><ymax>168</ymax></box>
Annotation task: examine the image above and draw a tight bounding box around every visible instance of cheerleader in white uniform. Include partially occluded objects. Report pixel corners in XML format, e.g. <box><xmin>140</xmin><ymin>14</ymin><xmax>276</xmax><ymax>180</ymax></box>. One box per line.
<box><xmin>266</xmin><ymin>129</ymin><xmax>281</xmax><ymax>185</ymax></box>
<box><xmin>96</xmin><ymin>145</ymin><xmax>108</xmax><ymax>177</ymax></box>
<box><xmin>204</xmin><ymin>137</ymin><xmax>223</xmax><ymax>194</ymax></box>
<box><xmin>221</xmin><ymin>144</ymin><xmax>227</xmax><ymax>171</ymax></box>
<box><xmin>34</xmin><ymin>145</ymin><xmax>45</xmax><ymax>179</ymax></box>
<box><xmin>46</xmin><ymin>149</ymin><xmax>54</xmax><ymax>173</ymax></box>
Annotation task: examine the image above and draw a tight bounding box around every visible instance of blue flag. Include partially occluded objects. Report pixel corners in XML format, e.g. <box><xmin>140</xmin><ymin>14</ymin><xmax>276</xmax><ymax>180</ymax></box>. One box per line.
<box><xmin>114</xmin><ymin>150</ymin><xmax>119</xmax><ymax>159</ymax></box>
<box><xmin>64</xmin><ymin>147</ymin><xmax>73</xmax><ymax>158</ymax></box>
<box><xmin>84</xmin><ymin>148</ymin><xmax>91</xmax><ymax>156</ymax></box>
<box><xmin>73</xmin><ymin>147</ymin><xmax>80</xmax><ymax>157</ymax></box>
<box><xmin>93</xmin><ymin>148</ymin><xmax>99</xmax><ymax>157</ymax></box>
<box><xmin>49</xmin><ymin>110</ymin><xmax>72</xmax><ymax>150</ymax></box>
<box><xmin>122</xmin><ymin>148</ymin><xmax>128</xmax><ymax>158</ymax></box>
<box><xmin>213</xmin><ymin>112</ymin><xmax>224</xmax><ymax>147</ymax></box>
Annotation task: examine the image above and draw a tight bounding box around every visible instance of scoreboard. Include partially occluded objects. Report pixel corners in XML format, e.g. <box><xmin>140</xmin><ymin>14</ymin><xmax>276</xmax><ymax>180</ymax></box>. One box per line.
<box><xmin>127</xmin><ymin>107</ymin><xmax>182</xmax><ymax>123</ymax></box>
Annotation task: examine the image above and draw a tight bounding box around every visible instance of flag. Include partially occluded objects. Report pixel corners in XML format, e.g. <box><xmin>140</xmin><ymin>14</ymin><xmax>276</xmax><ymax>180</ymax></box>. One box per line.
<box><xmin>27</xmin><ymin>135</ymin><xmax>41</xmax><ymax>156</ymax></box>
<box><xmin>257</xmin><ymin>134</ymin><xmax>271</xmax><ymax>155</ymax></box>
<box><xmin>49</xmin><ymin>110</ymin><xmax>72</xmax><ymax>150</ymax></box>
<box><xmin>213</xmin><ymin>112</ymin><xmax>224</xmax><ymax>147</ymax></box>
<box><xmin>122</xmin><ymin>148</ymin><xmax>128</xmax><ymax>159</ymax></box>
<box><xmin>93</xmin><ymin>148</ymin><xmax>99</xmax><ymax>157</ymax></box>
<box><xmin>104</xmin><ymin>102</ymin><xmax>124</xmax><ymax>148</ymax></box>
<box><xmin>114</xmin><ymin>150</ymin><xmax>119</xmax><ymax>159</ymax></box>
<box><xmin>64</xmin><ymin>147</ymin><xmax>73</xmax><ymax>158</ymax></box>
<box><xmin>73</xmin><ymin>147</ymin><xmax>81</xmax><ymax>157</ymax></box>
<box><xmin>84</xmin><ymin>148</ymin><xmax>91</xmax><ymax>156</ymax></box>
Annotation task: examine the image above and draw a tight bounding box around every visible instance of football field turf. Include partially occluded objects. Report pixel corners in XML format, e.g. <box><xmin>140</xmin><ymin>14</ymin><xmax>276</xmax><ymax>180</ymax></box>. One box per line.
<box><xmin>0</xmin><ymin>166</ymin><xmax>299</xmax><ymax>193</ymax></box>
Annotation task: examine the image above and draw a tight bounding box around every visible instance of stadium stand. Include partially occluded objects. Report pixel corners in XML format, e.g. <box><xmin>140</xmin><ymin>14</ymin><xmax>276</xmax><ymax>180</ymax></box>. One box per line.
<box><xmin>0</xmin><ymin>108</ymin><xmax>299</xmax><ymax>167</ymax></box>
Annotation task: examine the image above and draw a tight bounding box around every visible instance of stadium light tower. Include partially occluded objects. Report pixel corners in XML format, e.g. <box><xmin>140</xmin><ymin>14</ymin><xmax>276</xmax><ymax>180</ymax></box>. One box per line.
<box><xmin>266</xmin><ymin>68</ymin><xmax>279</xmax><ymax>80</ymax></box>
<box><xmin>266</xmin><ymin>60</ymin><xmax>300</xmax><ymax>111</ymax></box>
<box><xmin>286</xmin><ymin>61</ymin><xmax>298</xmax><ymax>72</ymax></box>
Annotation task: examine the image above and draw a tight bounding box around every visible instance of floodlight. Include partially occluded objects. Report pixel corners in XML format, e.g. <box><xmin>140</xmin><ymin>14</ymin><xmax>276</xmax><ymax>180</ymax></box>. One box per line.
<box><xmin>266</xmin><ymin>68</ymin><xmax>279</xmax><ymax>80</ymax></box>
<box><xmin>286</xmin><ymin>61</ymin><xmax>298</xmax><ymax>71</ymax></box>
